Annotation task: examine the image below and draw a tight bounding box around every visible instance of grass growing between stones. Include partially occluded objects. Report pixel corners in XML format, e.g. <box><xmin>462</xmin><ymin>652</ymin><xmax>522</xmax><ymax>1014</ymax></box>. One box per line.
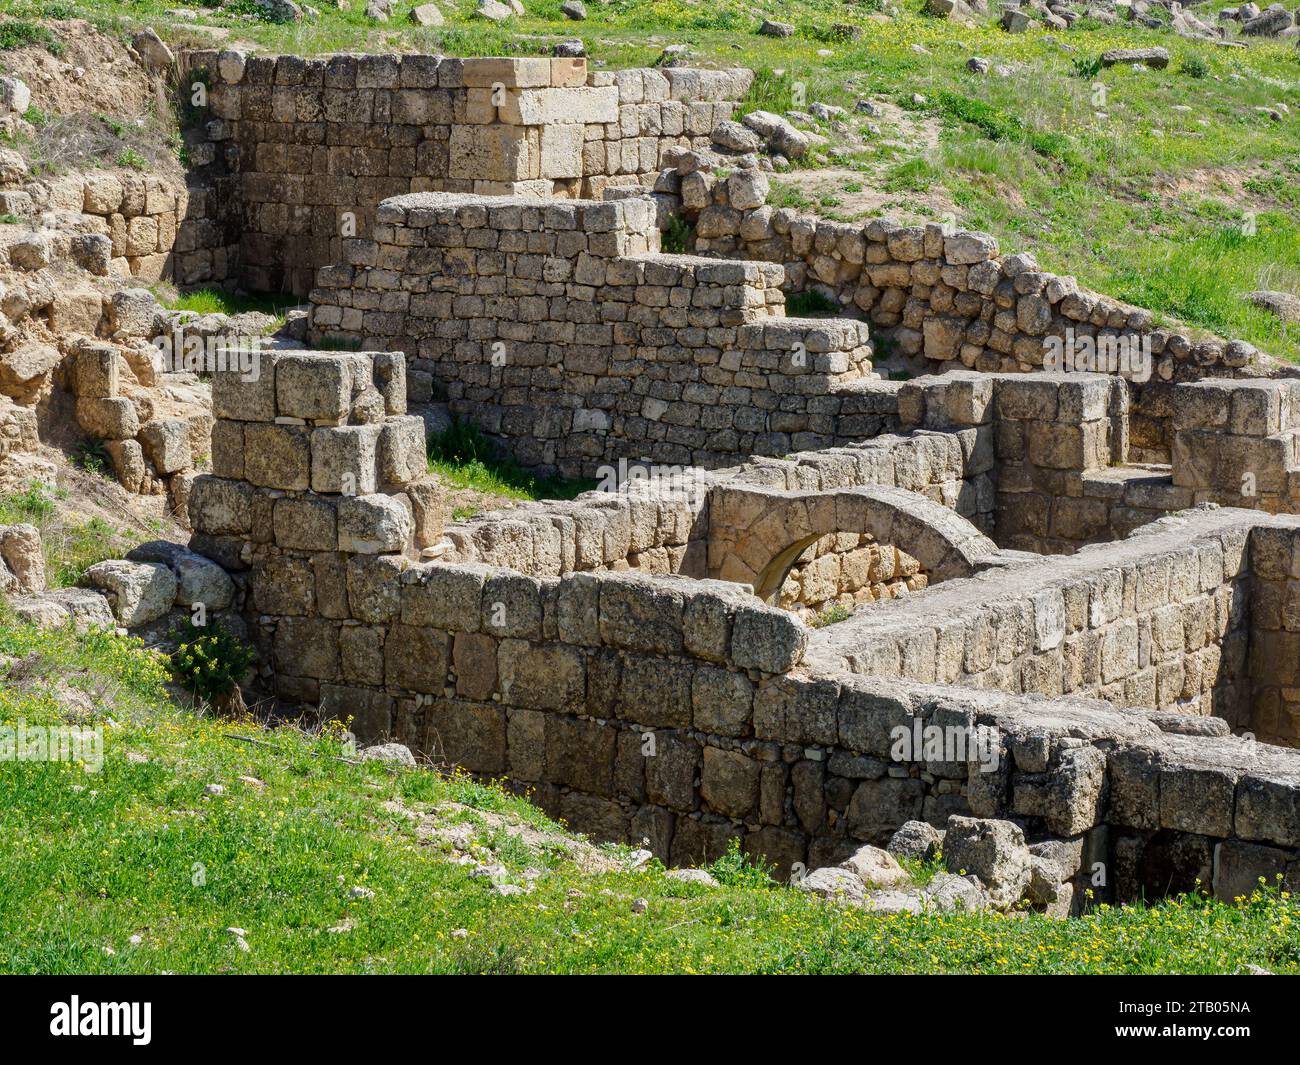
<box><xmin>427</xmin><ymin>418</ymin><xmax>594</xmax><ymax>504</ymax></box>
<box><xmin>0</xmin><ymin>620</ymin><xmax>1297</xmax><ymax>975</ymax></box>
<box><xmin>0</xmin><ymin>481</ymin><xmax>136</xmax><ymax>588</ymax></box>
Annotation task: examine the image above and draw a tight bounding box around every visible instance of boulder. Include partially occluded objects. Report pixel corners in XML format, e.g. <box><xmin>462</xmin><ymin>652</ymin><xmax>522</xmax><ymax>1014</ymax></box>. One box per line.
<box><xmin>0</xmin><ymin>147</ymin><xmax>28</xmax><ymax>187</ymax></box>
<box><xmin>561</xmin><ymin>0</ymin><xmax>587</xmax><ymax>18</ymax></box>
<box><xmin>1099</xmin><ymin>47</ymin><xmax>1170</xmax><ymax>68</ymax></box>
<box><xmin>794</xmin><ymin>866</ymin><xmax>866</xmax><ymax>903</ymax></box>
<box><xmin>476</xmin><ymin>0</ymin><xmax>515</xmax><ymax>20</ymax></box>
<box><xmin>1246</xmin><ymin>290</ymin><xmax>1300</xmax><ymax>323</ymax></box>
<box><xmin>359</xmin><ymin>742</ymin><xmax>417</xmax><ymax>765</ymax></box>
<box><xmin>712</xmin><ymin>120</ymin><xmax>763</xmax><ymax>153</ymax></box>
<box><xmin>0</xmin><ymin>523</ymin><xmax>44</xmax><ymax>594</ymax></box>
<box><xmin>1242</xmin><ymin>2</ymin><xmax>1292</xmax><ymax>33</ymax></box>
<box><xmin>665</xmin><ymin>868</ymin><xmax>720</xmax><ymax>887</ymax></box>
<box><xmin>839</xmin><ymin>844</ymin><xmax>911</xmax><ymax>887</ymax></box>
<box><xmin>409</xmin><ymin>2</ymin><xmax>444</xmax><ymax>24</ymax></box>
<box><xmin>132</xmin><ymin>29</ymin><xmax>175</xmax><ymax>72</ymax></box>
<box><xmin>759</xmin><ymin>19</ymin><xmax>795</xmax><ymax>37</ymax></box>
<box><xmin>740</xmin><ymin>110</ymin><xmax>812</xmax><ymax>160</ymax></box>
<box><xmin>84</xmin><ymin>560</ymin><xmax>178</xmax><ymax>628</ymax></box>
<box><xmin>924</xmin><ymin>872</ymin><xmax>990</xmax><ymax>912</ymax></box>
<box><xmin>0</xmin><ymin>341</ymin><xmax>60</xmax><ymax>405</ymax></box>
<box><xmin>0</xmin><ymin>77</ymin><xmax>31</xmax><ymax>117</ymax></box>
<box><xmin>255</xmin><ymin>0</ymin><xmax>305</xmax><ymax>21</ymax></box>
<box><xmin>943</xmin><ymin>816</ymin><xmax>1032</xmax><ymax>909</ymax></box>
<box><xmin>888</xmin><ymin>820</ymin><xmax>944</xmax><ymax>861</ymax></box>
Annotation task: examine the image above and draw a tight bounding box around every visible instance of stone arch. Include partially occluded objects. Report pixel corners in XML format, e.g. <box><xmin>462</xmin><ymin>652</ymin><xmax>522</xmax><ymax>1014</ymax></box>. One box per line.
<box><xmin>707</xmin><ymin>483</ymin><xmax>998</xmax><ymax>605</ymax></box>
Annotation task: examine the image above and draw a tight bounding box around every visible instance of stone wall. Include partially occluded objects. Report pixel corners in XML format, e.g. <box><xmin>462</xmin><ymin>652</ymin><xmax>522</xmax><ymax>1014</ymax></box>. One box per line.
<box><xmin>668</xmin><ymin>161</ymin><xmax>1265</xmax><ymax>383</ymax></box>
<box><xmin>803</xmin><ymin>506</ymin><xmax>1260</xmax><ymax>726</ymax></box>
<box><xmin>2</xmin><ymin>166</ymin><xmax>186</xmax><ymax>283</ymax></box>
<box><xmin>1248</xmin><ymin>523</ymin><xmax>1300</xmax><ymax>745</ymax></box>
<box><xmin>306</xmin><ymin>190</ymin><xmax>878</xmax><ymax>477</ymax></box>
<box><xmin>175</xmin><ymin>52</ymin><xmax>748</xmax><ymax>294</ymax></box>
<box><xmin>181</xmin><ymin>349</ymin><xmax>1300</xmax><ymax>907</ymax></box>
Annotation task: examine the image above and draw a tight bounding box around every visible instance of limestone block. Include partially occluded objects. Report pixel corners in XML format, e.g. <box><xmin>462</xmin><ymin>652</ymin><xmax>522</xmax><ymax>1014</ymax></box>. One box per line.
<box><xmin>276</xmin><ymin>353</ymin><xmax>352</xmax><ymax>422</ymax></box>
<box><xmin>448</xmin><ymin>124</ymin><xmax>538</xmax><ymax>182</ymax></box>
<box><xmin>85</xmin><ymin>560</ymin><xmax>178</xmax><ymax>628</ymax></box>
<box><xmin>310</xmin><ymin>424</ymin><xmax>380</xmax><ymax>494</ymax></box>
<box><xmin>539</xmin><ymin>123</ymin><xmax>585</xmax><ymax>179</ymax></box>
<box><xmin>943</xmin><ymin>816</ymin><xmax>1031</xmax><ymax>910</ymax></box>
<box><xmin>273</xmin><ymin>496</ymin><xmax>338</xmax><ymax>551</ymax></box>
<box><xmin>337</xmin><ymin>492</ymin><xmax>412</xmax><ymax>553</ymax></box>
<box><xmin>378</xmin><ymin>416</ymin><xmax>427</xmax><ymax>485</ymax></box>
<box><xmin>140</xmin><ymin>418</ymin><xmax>192</xmax><ymax>474</ymax></box>
<box><xmin>76</xmin><ymin>397</ymin><xmax>139</xmax><ymax>440</ymax></box>
<box><xmin>499</xmin><ymin>86</ymin><xmax>619</xmax><ymax>126</ymax></box>
<box><xmin>0</xmin><ymin>523</ymin><xmax>44</xmax><ymax>594</ymax></box>
<box><xmin>188</xmin><ymin>476</ymin><xmax>255</xmax><ymax>536</ymax></box>
<box><xmin>70</xmin><ymin>344</ymin><xmax>119</xmax><ymax>398</ymax></box>
<box><xmin>497</xmin><ymin>638</ymin><xmax>586</xmax><ymax>710</ymax></box>
<box><xmin>238</xmin><ymin>423</ymin><xmax>309</xmax><ymax>491</ymax></box>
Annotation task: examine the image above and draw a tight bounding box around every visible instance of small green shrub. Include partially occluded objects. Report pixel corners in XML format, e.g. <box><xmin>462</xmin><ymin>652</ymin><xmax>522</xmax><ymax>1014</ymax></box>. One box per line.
<box><xmin>662</xmin><ymin>214</ymin><xmax>692</xmax><ymax>254</ymax></box>
<box><xmin>785</xmin><ymin>288</ymin><xmax>839</xmax><ymax>316</ymax></box>
<box><xmin>706</xmin><ymin>839</ymin><xmax>777</xmax><ymax>889</ymax></box>
<box><xmin>1181</xmin><ymin>56</ymin><xmax>1209</xmax><ymax>79</ymax></box>
<box><xmin>170</xmin><ymin>620</ymin><xmax>255</xmax><ymax>702</ymax></box>
<box><xmin>810</xmin><ymin>603</ymin><xmax>853</xmax><ymax>627</ymax></box>
<box><xmin>117</xmin><ymin>147</ymin><xmax>146</xmax><ymax>170</ymax></box>
<box><xmin>1071</xmin><ymin>56</ymin><xmax>1104</xmax><ymax>80</ymax></box>
<box><xmin>71</xmin><ymin>438</ymin><xmax>113</xmax><ymax>479</ymax></box>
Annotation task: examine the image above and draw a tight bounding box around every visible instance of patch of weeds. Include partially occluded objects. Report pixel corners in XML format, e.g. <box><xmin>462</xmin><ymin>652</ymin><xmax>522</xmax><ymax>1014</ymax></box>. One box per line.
<box><xmin>933</xmin><ymin>91</ymin><xmax>1076</xmax><ymax>165</ymax></box>
<box><xmin>741</xmin><ymin>67</ymin><xmax>797</xmax><ymax>118</ymax></box>
<box><xmin>767</xmin><ymin>181</ymin><xmax>813</xmax><ymax>211</ymax></box>
<box><xmin>785</xmin><ymin>288</ymin><xmax>839</xmax><ymax>316</ymax></box>
<box><xmin>885</xmin><ymin>156</ymin><xmax>941</xmax><ymax>192</ymax></box>
<box><xmin>428</xmin><ymin>417</ymin><xmax>593</xmax><ymax>502</ymax></box>
<box><xmin>0</xmin><ymin>20</ymin><xmax>64</xmax><ymax>56</ymax></box>
<box><xmin>1070</xmin><ymin>56</ymin><xmax>1103</xmax><ymax>80</ymax></box>
<box><xmin>662</xmin><ymin>213</ymin><xmax>692</xmax><ymax>254</ymax></box>
<box><xmin>0</xmin><ymin>213</ymin><xmax>20</xmax><ymax>225</ymax></box>
<box><xmin>1180</xmin><ymin>56</ymin><xmax>1209</xmax><ymax>79</ymax></box>
<box><xmin>810</xmin><ymin>602</ymin><xmax>853</xmax><ymax>627</ymax></box>
<box><xmin>117</xmin><ymin>148</ymin><xmax>146</xmax><ymax>171</ymax></box>
<box><xmin>706</xmin><ymin>839</ymin><xmax>777</xmax><ymax>889</ymax></box>
<box><xmin>71</xmin><ymin>438</ymin><xmax>113</xmax><ymax>479</ymax></box>
<box><xmin>21</xmin><ymin>105</ymin><xmax>48</xmax><ymax>128</ymax></box>
<box><xmin>0</xmin><ymin>480</ymin><xmax>59</xmax><ymax>523</ymax></box>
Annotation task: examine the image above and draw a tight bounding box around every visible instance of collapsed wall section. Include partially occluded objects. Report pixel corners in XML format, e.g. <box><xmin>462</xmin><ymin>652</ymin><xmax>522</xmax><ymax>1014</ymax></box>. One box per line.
<box><xmin>670</xmin><ymin>162</ymin><xmax>1264</xmax><ymax>384</ymax></box>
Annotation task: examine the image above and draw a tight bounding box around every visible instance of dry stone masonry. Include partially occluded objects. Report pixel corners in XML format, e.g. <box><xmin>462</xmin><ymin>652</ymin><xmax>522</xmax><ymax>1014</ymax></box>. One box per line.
<box><xmin>176</xmin><ymin>53</ymin><xmax>750</xmax><ymax>293</ymax></box>
<box><xmin>174</xmin><ymin>350</ymin><xmax>1300</xmax><ymax>912</ymax></box>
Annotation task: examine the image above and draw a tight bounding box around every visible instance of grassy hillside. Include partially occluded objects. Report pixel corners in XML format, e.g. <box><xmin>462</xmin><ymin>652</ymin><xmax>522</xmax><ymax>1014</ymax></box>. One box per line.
<box><xmin>0</xmin><ymin>616</ymin><xmax>1297</xmax><ymax>974</ymax></box>
<box><xmin>3</xmin><ymin>0</ymin><xmax>1297</xmax><ymax>359</ymax></box>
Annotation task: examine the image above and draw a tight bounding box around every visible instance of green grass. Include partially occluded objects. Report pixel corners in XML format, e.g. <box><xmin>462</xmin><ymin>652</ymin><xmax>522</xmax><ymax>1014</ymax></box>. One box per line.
<box><xmin>0</xmin><ymin>481</ymin><xmax>136</xmax><ymax>589</ymax></box>
<box><xmin>428</xmin><ymin>418</ymin><xmax>594</xmax><ymax>504</ymax></box>
<box><xmin>0</xmin><ymin>618</ymin><xmax>1297</xmax><ymax>974</ymax></box>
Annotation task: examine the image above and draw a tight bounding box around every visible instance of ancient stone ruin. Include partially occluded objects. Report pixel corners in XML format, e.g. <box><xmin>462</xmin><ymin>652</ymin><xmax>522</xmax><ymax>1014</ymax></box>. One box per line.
<box><xmin>5</xmin><ymin>45</ymin><xmax>1300</xmax><ymax>918</ymax></box>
